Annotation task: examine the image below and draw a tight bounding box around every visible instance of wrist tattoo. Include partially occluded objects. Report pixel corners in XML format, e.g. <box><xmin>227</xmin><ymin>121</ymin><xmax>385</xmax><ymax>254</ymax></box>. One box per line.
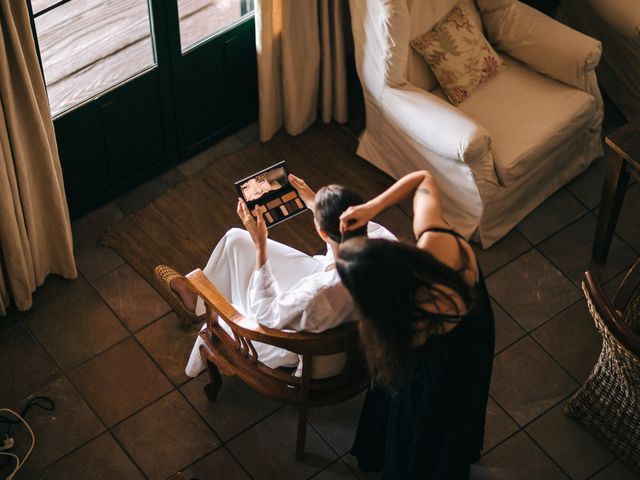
<box><xmin>417</xmin><ymin>187</ymin><xmax>430</xmax><ymax>195</ymax></box>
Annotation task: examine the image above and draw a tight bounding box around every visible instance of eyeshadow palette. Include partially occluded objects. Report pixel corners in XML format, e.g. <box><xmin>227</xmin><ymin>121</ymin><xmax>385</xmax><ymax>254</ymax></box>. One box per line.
<box><xmin>235</xmin><ymin>161</ymin><xmax>308</xmax><ymax>228</ymax></box>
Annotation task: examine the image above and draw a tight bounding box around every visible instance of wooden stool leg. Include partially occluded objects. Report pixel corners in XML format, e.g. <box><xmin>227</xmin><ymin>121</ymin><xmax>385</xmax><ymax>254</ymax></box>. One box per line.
<box><xmin>296</xmin><ymin>404</ymin><xmax>308</xmax><ymax>461</ymax></box>
<box><xmin>203</xmin><ymin>359</ymin><xmax>222</xmax><ymax>401</ymax></box>
<box><xmin>593</xmin><ymin>153</ymin><xmax>630</xmax><ymax>263</ymax></box>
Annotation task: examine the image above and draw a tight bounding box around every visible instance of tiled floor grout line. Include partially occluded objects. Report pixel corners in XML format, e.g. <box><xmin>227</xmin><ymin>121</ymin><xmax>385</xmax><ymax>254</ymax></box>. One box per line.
<box><xmin>533</xmin><ymin>214</ymin><xmax>637</xmax><ymax>286</ymax></box>
<box><xmin>306</xmin><ymin>458</ymin><xmax>345</xmax><ymax>480</ymax></box>
<box><xmin>87</xmin><ymin>266</ymin><xmax>174</xmax><ymax>336</ymax></box>
<box><xmin>480</xmin><ymin>418</ymin><xmax>521</xmax><ymax>457</ymax></box>
<box><xmin>519</xmin><ymin>208</ymin><xmax>593</xmax><ymax>250</ymax></box>
<box><xmin>585</xmin><ymin>458</ymin><xmax>618</xmax><ymax>479</ymax></box>
<box><xmin>615</xmin><ymin>231</ymin><xmax>640</xmax><ymax>258</ymax></box>
<box><xmin>107</xmin><ymin>430</ymin><xmax>153</xmax><ymax>480</ymax></box>
<box><xmin>564</xmin><ymin>178</ymin><xmax>598</xmax><ymax>213</ymax></box>
<box><xmin>76</xmin><ymin>248</ymin><xmax>125</xmax><ymax>284</ymax></box>
<box><xmin>32</xmin><ymin>428</ymin><xmax>149</xmax><ymax>480</ymax></box>
<box><xmin>493</xmin><ymin>327</ymin><xmax>584</xmax><ymax>421</ymax></box>
<box><xmin>184</xmin><ymin>392</ymin><xmax>286</xmax><ymax>448</ymax></box>
<box><xmin>340</xmin><ymin>453</ymin><xmax>366</xmax><ymax>480</ymax></box>
<box><xmin>486</xmin><ymin>389</ymin><xmax>581</xmax><ymax>476</ymax></box>
<box><xmin>168</xmin><ymin>442</ymin><xmax>254</xmax><ymax>480</ymax></box>
<box><xmin>521</xmin><ymin>428</ymin><xmax>574</xmax><ymax>479</ymax></box>
<box><xmin>216</xmin><ymin>444</ymin><xmax>256</xmax><ymax>480</ymax></box>
<box><xmin>305</xmin><ymin>417</ymin><xmax>346</xmax><ymax>466</ymax></box>
<box><xmin>106</xmin><ymin>388</ymin><xmax>195</xmax><ymax>480</ymax></box>
<box><xmin>482</xmin><ymin>242</ymin><xmax>535</xmax><ymax>280</ymax></box>
<box><xmin>46</xmin><ymin>381</ymin><xmax>181</xmax><ymax>478</ymax></box>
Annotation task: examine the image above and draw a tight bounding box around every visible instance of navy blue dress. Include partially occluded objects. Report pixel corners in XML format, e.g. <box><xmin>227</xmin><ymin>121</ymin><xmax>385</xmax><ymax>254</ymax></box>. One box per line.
<box><xmin>351</xmin><ymin>230</ymin><xmax>495</xmax><ymax>479</ymax></box>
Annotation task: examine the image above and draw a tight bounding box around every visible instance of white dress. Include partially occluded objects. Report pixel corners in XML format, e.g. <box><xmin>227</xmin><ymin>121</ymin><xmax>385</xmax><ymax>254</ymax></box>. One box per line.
<box><xmin>185</xmin><ymin>223</ymin><xmax>396</xmax><ymax>378</ymax></box>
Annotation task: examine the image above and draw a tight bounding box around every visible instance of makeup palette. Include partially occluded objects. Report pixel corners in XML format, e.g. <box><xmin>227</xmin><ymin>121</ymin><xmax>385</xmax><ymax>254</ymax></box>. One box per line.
<box><xmin>235</xmin><ymin>161</ymin><xmax>308</xmax><ymax>228</ymax></box>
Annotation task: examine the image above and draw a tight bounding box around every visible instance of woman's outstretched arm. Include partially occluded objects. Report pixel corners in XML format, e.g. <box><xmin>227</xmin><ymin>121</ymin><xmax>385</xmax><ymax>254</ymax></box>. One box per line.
<box><xmin>339</xmin><ymin>170</ymin><xmax>447</xmax><ymax>239</ymax></box>
<box><xmin>237</xmin><ymin>198</ymin><xmax>268</xmax><ymax>268</ymax></box>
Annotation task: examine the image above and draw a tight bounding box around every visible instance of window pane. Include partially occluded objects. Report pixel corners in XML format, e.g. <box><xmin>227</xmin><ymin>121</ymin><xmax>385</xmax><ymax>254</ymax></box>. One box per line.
<box><xmin>31</xmin><ymin>0</ymin><xmax>62</xmax><ymax>15</ymax></box>
<box><xmin>177</xmin><ymin>0</ymin><xmax>254</xmax><ymax>53</ymax></box>
<box><xmin>34</xmin><ymin>0</ymin><xmax>155</xmax><ymax>116</ymax></box>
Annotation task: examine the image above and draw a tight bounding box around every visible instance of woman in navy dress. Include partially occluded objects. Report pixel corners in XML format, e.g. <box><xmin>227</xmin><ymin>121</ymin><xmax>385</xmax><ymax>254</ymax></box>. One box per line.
<box><xmin>336</xmin><ymin>170</ymin><xmax>495</xmax><ymax>479</ymax></box>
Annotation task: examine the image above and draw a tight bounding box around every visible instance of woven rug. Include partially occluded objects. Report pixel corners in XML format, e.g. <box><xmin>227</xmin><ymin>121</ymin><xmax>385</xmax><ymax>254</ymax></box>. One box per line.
<box><xmin>104</xmin><ymin>123</ymin><xmax>413</xmax><ymax>321</ymax></box>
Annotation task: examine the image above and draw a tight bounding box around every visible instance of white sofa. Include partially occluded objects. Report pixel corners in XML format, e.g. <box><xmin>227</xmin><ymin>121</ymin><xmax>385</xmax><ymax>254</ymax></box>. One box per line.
<box><xmin>557</xmin><ymin>0</ymin><xmax>640</xmax><ymax>120</ymax></box>
<box><xmin>349</xmin><ymin>0</ymin><xmax>604</xmax><ymax>247</ymax></box>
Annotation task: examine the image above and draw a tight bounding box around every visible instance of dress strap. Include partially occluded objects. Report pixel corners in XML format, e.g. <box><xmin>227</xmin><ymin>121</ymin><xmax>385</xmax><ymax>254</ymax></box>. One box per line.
<box><xmin>417</xmin><ymin>226</ymin><xmax>479</xmax><ymax>283</ymax></box>
<box><xmin>416</xmin><ymin>226</ymin><xmax>465</xmax><ymax>241</ymax></box>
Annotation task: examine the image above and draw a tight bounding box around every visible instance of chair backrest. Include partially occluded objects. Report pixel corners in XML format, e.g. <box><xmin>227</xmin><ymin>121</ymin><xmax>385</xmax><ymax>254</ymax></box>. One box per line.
<box><xmin>583</xmin><ymin>270</ymin><xmax>640</xmax><ymax>360</ymax></box>
<box><xmin>185</xmin><ymin>268</ymin><xmax>367</xmax><ymax>399</ymax></box>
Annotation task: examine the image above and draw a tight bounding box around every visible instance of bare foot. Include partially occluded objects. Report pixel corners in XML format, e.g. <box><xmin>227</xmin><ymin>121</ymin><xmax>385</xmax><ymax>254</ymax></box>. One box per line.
<box><xmin>169</xmin><ymin>277</ymin><xmax>198</xmax><ymax>313</ymax></box>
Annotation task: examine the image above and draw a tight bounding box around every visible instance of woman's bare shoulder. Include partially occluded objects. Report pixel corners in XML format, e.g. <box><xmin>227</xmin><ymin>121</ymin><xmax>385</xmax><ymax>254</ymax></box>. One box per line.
<box><xmin>416</xmin><ymin>229</ymin><xmax>478</xmax><ymax>285</ymax></box>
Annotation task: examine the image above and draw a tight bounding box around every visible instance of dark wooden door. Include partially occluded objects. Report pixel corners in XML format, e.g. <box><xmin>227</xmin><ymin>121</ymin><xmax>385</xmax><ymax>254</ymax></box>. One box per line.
<box><xmin>28</xmin><ymin>0</ymin><xmax>257</xmax><ymax>217</ymax></box>
<box><xmin>166</xmin><ymin>1</ymin><xmax>258</xmax><ymax>159</ymax></box>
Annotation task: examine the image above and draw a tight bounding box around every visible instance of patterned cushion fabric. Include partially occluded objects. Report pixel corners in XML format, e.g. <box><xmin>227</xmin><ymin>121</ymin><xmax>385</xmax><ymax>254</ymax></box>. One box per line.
<box><xmin>411</xmin><ymin>2</ymin><xmax>503</xmax><ymax>105</ymax></box>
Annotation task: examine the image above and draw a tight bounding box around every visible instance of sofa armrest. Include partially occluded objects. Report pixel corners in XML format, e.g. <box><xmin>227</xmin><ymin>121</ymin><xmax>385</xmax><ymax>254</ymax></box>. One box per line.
<box><xmin>478</xmin><ymin>1</ymin><xmax>602</xmax><ymax>91</ymax></box>
<box><xmin>382</xmin><ymin>84</ymin><xmax>492</xmax><ymax>166</ymax></box>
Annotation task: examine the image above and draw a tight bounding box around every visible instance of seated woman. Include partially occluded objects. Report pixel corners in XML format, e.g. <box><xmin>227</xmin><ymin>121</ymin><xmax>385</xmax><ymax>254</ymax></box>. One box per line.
<box><xmin>336</xmin><ymin>171</ymin><xmax>495</xmax><ymax>479</ymax></box>
<box><xmin>155</xmin><ymin>175</ymin><xmax>396</xmax><ymax>378</ymax></box>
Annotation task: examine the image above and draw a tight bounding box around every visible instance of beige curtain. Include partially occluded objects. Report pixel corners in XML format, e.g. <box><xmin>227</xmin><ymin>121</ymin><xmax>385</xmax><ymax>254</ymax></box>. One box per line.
<box><xmin>0</xmin><ymin>0</ymin><xmax>76</xmax><ymax>316</ymax></box>
<box><xmin>256</xmin><ymin>0</ymin><xmax>348</xmax><ymax>142</ymax></box>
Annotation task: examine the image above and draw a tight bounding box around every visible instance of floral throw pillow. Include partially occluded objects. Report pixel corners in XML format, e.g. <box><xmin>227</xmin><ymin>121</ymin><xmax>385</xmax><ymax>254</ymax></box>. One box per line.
<box><xmin>410</xmin><ymin>2</ymin><xmax>503</xmax><ymax>105</ymax></box>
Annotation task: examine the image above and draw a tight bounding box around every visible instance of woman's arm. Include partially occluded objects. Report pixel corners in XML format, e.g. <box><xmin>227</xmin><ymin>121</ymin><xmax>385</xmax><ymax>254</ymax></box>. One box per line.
<box><xmin>237</xmin><ymin>199</ymin><xmax>268</xmax><ymax>268</ymax></box>
<box><xmin>339</xmin><ymin>170</ymin><xmax>447</xmax><ymax>239</ymax></box>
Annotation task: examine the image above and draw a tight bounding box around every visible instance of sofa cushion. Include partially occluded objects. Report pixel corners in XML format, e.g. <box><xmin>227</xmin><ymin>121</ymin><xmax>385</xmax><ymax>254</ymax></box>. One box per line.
<box><xmin>452</xmin><ymin>56</ymin><xmax>596</xmax><ymax>185</ymax></box>
<box><xmin>411</xmin><ymin>2</ymin><xmax>503</xmax><ymax>105</ymax></box>
<box><xmin>406</xmin><ymin>0</ymin><xmax>484</xmax><ymax>92</ymax></box>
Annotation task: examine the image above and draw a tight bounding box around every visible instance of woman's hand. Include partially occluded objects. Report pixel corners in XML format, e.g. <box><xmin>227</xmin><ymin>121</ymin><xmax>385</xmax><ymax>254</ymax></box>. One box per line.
<box><xmin>339</xmin><ymin>202</ymin><xmax>376</xmax><ymax>234</ymax></box>
<box><xmin>237</xmin><ymin>199</ymin><xmax>268</xmax><ymax>266</ymax></box>
<box><xmin>288</xmin><ymin>174</ymin><xmax>315</xmax><ymax>212</ymax></box>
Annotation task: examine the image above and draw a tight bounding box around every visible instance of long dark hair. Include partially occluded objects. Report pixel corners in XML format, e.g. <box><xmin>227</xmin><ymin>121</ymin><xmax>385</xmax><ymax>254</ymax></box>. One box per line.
<box><xmin>314</xmin><ymin>185</ymin><xmax>367</xmax><ymax>242</ymax></box>
<box><xmin>336</xmin><ymin>237</ymin><xmax>475</xmax><ymax>389</ymax></box>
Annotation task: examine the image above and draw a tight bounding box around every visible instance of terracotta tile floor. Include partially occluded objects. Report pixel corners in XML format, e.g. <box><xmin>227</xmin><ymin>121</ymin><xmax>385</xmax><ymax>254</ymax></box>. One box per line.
<box><xmin>1</xmin><ymin>121</ymin><xmax>639</xmax><ymax>480</ymax></box>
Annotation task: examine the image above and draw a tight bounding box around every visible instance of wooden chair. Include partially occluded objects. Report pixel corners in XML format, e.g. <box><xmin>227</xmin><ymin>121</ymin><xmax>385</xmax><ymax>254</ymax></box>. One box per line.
<box><xmin>565</xmin><ymin>259</ymin><xmax>640</xmax><ymax>474</ymax></box>
<box><xmin>185</xmin><ymin>268</ymin><xmax>369</xmax><ymax>460</ymax></box>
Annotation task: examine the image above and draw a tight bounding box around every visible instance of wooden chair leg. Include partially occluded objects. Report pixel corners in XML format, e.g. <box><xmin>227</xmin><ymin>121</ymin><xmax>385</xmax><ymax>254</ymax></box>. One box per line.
<box><xmin>296</xmin><ymin>404</ymin><xmax>308</xmax><ymax>461</ymax></box>
<box><xmin>203</xmin><ymin>359</ymin><xmax>222</xmax><ymax>401</ymax></box>
<box><xmin>593</xmin><ymin>152</ymin><xmax>630</xmax><ymax>262</ymax></box>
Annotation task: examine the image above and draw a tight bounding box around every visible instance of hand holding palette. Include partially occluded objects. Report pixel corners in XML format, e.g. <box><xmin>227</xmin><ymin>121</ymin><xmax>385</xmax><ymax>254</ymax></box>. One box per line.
<box><xmin>235</xmin><ymin>161</ymin><xmax>308</xmax><ymax>228</ymax></box>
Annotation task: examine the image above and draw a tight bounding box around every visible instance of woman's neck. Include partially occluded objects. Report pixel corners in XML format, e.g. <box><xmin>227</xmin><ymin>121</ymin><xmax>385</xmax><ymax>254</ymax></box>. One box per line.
<box><xmin>329</xmin><ymin>241</ymin><xmax>340</xmax><ymax>260</ymax></box>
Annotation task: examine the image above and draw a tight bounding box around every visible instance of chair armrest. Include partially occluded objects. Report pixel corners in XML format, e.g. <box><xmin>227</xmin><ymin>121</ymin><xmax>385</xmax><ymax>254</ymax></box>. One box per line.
<box><xmin>186</xmin><ymin>268</ymin><xmax>357</xmax><ymax>355</ymax></box>
<box><xmin>382</xmin><ymin>84</ymin><xmax>492</xmax><ymax>165</ymax></box>
<box><xmin>478</xmin><ymin>1</ymin><xmax>602</xmax><ymax>91</ymax></box>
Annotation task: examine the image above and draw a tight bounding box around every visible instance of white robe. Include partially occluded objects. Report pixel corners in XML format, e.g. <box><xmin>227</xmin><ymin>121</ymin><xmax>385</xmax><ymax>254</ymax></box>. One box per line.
<box><xmin>185</xmin><ymin>223</ymin><xmax>396</xmax><ymax>378</ymax></box>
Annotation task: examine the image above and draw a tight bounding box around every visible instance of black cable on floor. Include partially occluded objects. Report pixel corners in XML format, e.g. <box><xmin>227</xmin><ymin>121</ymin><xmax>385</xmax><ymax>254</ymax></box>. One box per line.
<box><xmin>0</xmin><ymin>395</ymin><xmax>55</xmax><ymax>437</ymax></box>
